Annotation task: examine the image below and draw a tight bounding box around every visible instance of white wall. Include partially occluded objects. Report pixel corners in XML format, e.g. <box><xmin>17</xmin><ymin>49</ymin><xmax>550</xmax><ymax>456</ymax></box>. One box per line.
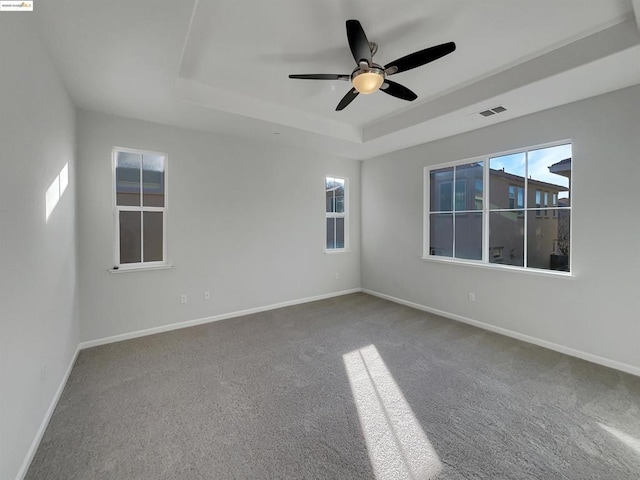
<box><xmin>76</xmin><ymin>111</ymin><xmax>360</xmax><ymax>342</ymax></box>
<box><xmin>0</xmin><ymin>16</ymin><xmax>79</xmax><ymax>480</ymax></box>
<box><xmin>362</xmin><ymin>84</ymin><xmax>640</xmax><ymax>372</ymax></box>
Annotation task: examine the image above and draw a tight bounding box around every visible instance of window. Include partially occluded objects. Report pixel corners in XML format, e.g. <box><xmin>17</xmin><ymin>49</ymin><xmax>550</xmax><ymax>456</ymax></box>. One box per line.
<box><xmin>113</xmin><ymin>147</ymin><xmax>167</xmax><ymax>268</ymax></box>
<box><xmin>508</xmin><ymin>185</ymin><xmax>524</xmax><ymax>210</ymax></box>
<box><xmin>425</xmin><ymin>142</ymin><xmax>572</xmax><ymax>272</ymax></box>
<box><xmin>326</xmin><ymin>176</ymin><xmax>347</xmax><ymax>251</ymax></box>
<box><xmin>543</xmin><ymin>191</ymin><xmax>549</xmax><ymax>217</ymax></box>
<box><xmin>428</xmin><ymin>162</ymin><xmax>483</xmax><ymax>260</ymax></box>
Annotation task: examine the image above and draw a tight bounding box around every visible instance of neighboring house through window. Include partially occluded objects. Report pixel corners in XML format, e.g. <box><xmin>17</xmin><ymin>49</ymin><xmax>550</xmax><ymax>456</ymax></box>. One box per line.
<box><xmin>425</xmin><ymin>142</ymin><xmax>572</xmax><ymax>272</ymax></box>
<box><xmin>113</xmin><ymin>147</ymin><xmax>167</xmax><ymax>269</ymax></box>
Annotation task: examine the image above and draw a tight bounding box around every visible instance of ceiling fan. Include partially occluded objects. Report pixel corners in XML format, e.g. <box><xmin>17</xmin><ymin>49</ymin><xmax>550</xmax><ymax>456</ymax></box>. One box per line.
<box><xmin>289</xmin><ymin>20</ymin><xmax>456</xmax><ymax>111</ymax></box>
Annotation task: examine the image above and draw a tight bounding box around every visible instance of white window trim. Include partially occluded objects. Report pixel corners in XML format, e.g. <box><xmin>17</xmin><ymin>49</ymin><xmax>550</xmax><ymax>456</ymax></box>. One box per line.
<box><xmin>325</xmin><ymin>175</ymin><xmax>349</xmax><ymax>253</ymax></box>
<box><xmin>423</xmin><ymin>139</ymin><xmax>573</xmax><ymax>275</ymax></box>
<box><xmin>112</xmin><ymin>146</ymin><xmax>169</xmax><ymax>271</ymax></box>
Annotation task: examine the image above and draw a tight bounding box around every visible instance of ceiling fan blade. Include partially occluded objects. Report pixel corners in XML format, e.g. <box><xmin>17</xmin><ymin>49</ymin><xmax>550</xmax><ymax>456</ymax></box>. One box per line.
<box><xmin>346</xmin><ymin>20</ymin><xmax>372</xmax><ymax>65</ymax></box>
<box><xmin>380</xmin><ymin>80</ymin><xmax>417</xmax><ymax>101</ymax></box>
<box><xmin>289</xmin><ymin>74</ymin><xmax>351</xmax><ymax>81</ymax></box>
<box><xmin>385</xmin><ymin>42</ymin><xmax>456</xmax><ymax>75</ymax></box>
<box><xmin>336</xmin><ymin>88</ymin><xmax>359</xmax><ymax>111</ymax></box>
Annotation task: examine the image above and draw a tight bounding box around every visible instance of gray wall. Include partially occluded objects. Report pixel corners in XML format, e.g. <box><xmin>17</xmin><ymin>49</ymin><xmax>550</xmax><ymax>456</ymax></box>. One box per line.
<box><xmin>76</xmin><ymin>111</ymin><xmax>360</xmax><ymax>342</ymax></box>
<box><xmin>0</xmin><ymin>17</ymin><xmax>79</xmax><ymax>480</ymax></box>
<box><xmin>361</xmin><ymin>84</ymin><xmax>640</xmax><ymax>371</ymax></box>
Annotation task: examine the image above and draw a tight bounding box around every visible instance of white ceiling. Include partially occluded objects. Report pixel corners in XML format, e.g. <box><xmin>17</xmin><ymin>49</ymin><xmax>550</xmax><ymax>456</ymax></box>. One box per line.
<box><xmin>33</xmin><ymin>0</ymin><xmax>640</xmax><ymax>159</ymax></box>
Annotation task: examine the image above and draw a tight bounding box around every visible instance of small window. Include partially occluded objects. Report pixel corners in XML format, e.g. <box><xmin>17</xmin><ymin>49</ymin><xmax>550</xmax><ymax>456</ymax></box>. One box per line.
<box><xmin>326</xmin><ymin>176</ymin><xmax>347</xmax><ymax>251</ymax></box>
<box><xmin>113</xmin><ymin>147</ymin><xmax>167</xmax><ymax>268</ymax></box>
<box><xmin>543</xmin><ymin>192</ymin><xmax>549</xmax><ymax>217</ymax></box>
<box><xmin>508</xmin><ymin>185</ymin><xmax>524</xmax><ymax>210</ymax></box>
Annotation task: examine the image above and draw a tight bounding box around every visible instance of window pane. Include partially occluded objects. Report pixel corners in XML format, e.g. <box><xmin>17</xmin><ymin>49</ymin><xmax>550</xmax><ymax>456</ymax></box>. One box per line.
<box><xmin>430</xmin><ymin>167</ymin><xmax>453</xmax><ymax>212</ymax></box>
<box><xmin>116</xmin><ymin>152</ymin><xmax>141</xmax><ymax>206</ymax></box>
<box><xmin>143</xmin><ymin>212</ymin><xmax>163</xmax><ymax>262</ymax></box>
<box><xmin>456</xmin><ymin>162</ymin><xmax>483</xmax><ymax>211</ymax></box>
<box><xmin>119</xmin><ymin>211</ymin><xmax>141</xmax><ymax>264</ymax></box>
<box><xmin>454</xmin><ymin>179</ymin><xmax>466</xmax><ymax>211</ymax></box>
<box><xmin>508</xmin><ymin>185</ymin><xmax>524</xmax><ymax>209</ymax></box>
<box><xmin>334</xmin><ymin>179</ymin><xmax>345</xmax><ymax>213</ymax></box>
<box><xmin>326</xmin><ymin>177</ymin><xmax>345</xmax><ymax>213</ymax></box>
<box><xmin>489</xmin><ymin>210</ymin><xmax>524</xmax><ymax>266</ymax></box>
<box><xmin>528</xmin><ymin>143</ymin><xmax>571</xmax><ymax>205</ymax></box>
<box><xmin>335</xmin><ymin>217</ymin><xmax>345</xmax><ymax>248</ymax></box>
<box><xmin>474</xmin><ymin>179</ymin><xmax>483</xmax><ymax>210</ymax></box>
<box><xmin>528</xmin><ymin>209</ymin><xmax>570</xmax><ymax>271</ymax></box>
<box><xmin>543</xmin><ymin>192</ymin><xmax>549</xmax><ymax>216</ymax></box>
<box><xmin>326</xmin><ymin>217</ymin><xmax>335</xmax><ymax>249</ymax></box>
<box><xmin>455</xmin><ymin>212</ymin><xmax>482</xmax><ymax>260</ymax></box>
<box><xmin>489</xmin><ymin>153</ymin><xmax>525</xmax><ymax>209</ymax></box>
<box><xmin>142</xmin><ymin>153</ymin><xmax>165</xmax><ymax>207</ymax></box>
<box><xmin>429</xmin><ymin>213</ymin><xmax>453</xmax><ymax>257</ymax></box>
<box><xmin>326</xmin><ymin>177</ymin><xmax>334</xmax><ymax>213</ymax></box>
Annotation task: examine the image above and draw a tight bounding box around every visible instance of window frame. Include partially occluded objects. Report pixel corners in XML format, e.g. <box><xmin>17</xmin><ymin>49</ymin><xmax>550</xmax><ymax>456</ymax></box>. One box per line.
<box><xmin>325</xmin><ymin>175</ymin><xmax>349</xmax><ymax>253</ymax></box>
<box><xmin>423</xmin><ymin>140</ymin><xmax>572</xmax><ymax>275</ymax></box>
<box><xmin>112</xmin><ymin>146</ymin><xmax>169</xmax><ymax>271</ymax></box>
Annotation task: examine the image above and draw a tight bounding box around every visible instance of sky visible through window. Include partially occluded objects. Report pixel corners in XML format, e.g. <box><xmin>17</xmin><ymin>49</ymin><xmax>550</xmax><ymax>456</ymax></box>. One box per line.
<box><xmin>490</xmin><ymin>144</ymin><xmax>571</xmax><ymax>199</ymax></box>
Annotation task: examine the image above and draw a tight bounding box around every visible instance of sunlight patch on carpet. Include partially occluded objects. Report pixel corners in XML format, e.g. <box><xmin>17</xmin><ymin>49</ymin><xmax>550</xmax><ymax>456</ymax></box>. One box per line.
<box><xmin>343</xmin><ymin>344</ymin><xmax>442</xmax><ymax>479</ymax></box>
<box><xmin>599</xmin><ymin>423</ymin><xmax>640</xmax><ymax>456</ymax></box>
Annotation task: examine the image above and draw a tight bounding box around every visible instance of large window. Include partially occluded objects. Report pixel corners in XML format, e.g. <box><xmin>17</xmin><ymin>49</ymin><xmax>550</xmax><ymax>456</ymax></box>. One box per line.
<box><xmin>326</xmin><ymin>176</ymin><xmax>347</xmax><ymax>251</ymax></box>
<box><xmin>113</xmin><ymin>147</ymin><xmax>167</xmax><ymax>269</ymax></box>
<box><xmin>425</xmin><ymin>142</ymin><xmax>572</xmax><ymax>272</ymax></box>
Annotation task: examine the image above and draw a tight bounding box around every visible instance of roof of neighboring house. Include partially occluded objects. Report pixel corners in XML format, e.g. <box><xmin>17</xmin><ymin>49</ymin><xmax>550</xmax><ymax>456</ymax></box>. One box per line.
<box><xmin>490</xmin><ymin>168</ymin><xmax>569</xmax><ymax>191</ymax></box>
<box><xmin>549</xmin><ymin>157</ymin><xmax>572</xmax><ymax>174</ymax></box>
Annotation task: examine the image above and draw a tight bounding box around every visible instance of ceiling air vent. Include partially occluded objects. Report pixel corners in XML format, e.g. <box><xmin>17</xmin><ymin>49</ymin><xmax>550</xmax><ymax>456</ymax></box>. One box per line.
<box><xmin>479</xmin><ymin>105</ymin><xmax>507</xmax><ymax>118</ymax></box>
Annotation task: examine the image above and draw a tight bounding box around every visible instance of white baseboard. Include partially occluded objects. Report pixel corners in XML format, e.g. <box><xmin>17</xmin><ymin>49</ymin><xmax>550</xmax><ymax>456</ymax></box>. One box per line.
<box><xmin>363</xmin><ymin>289</ymin><xmax>640</xmax><ymax>378</ymax></box>
<box><xmin>16</xmin><ymin>346</ymin><xmax>80</xmax><ymax>480</ymax></box>
<box><xmin>79</xmin><ymin>288</ymin><xmax>363</xmax><ymax>350</ymax></box>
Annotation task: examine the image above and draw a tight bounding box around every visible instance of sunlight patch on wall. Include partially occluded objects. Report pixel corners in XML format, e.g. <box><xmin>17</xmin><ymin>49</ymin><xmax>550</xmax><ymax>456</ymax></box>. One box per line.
<box><xmin>343</xmin><ymin>344</ymin><xmax>442</xmax><ymax>479</ymax></box>
<box><xmin>599</xmin><ymin>423</ymin><xmax>640</xmax><ymax>456</ymax></box>
<box><xmin>45</xmin><ymin>163</ymin><xmax>69</xmax><ymax>221</ymax></box>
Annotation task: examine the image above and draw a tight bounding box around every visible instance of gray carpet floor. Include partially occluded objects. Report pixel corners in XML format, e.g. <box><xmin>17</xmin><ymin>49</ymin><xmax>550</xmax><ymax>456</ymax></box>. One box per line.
<box><xmin>27</xmin><ymin>293</ymin><xmax>640</xmax><ymax>479</ymax></box>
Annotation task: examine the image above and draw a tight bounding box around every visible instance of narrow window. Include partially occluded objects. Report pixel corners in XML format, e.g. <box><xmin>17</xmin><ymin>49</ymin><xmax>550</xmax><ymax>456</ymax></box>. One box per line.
<box><xmin>326</xmin><ymin>176</ymin><xmax>347</xmax><ymax>251</ymax></box>
<box><xmin>544</xmin><ymin>191</ymin><xmax>549</xmax><ymax>217</ymax></box>
<box><xmin>114</xmin><ymin>147</ymin><xmax>167</xmax><ymax>268</ymax></box>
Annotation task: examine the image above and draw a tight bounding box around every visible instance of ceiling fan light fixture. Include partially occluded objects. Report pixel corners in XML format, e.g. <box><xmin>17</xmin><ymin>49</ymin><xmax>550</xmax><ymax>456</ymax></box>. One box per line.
<box><xmin>352</xmin><ymin>69</ymin><xmax>384</xmax><ymax>94</ymax></box>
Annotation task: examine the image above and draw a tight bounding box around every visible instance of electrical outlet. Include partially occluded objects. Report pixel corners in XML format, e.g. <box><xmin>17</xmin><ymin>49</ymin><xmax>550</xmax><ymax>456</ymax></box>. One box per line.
<box><xmin>180</xmin><ymin>294</ymin><xmax>188</xmax><ymax>304</ymax></box>
<box><xmin>204</xmin><ymin>291</ymin><xmax>210</xmax><ymax>300</ymax></box>
<box><xmin>468</xmin><ymin>292</ymin><xmax>476</xmax><ymax>302</ymax></box>
<box><xmin>335</xmin><ymin>272</ymin><xmax>340</xmax><ymax>280</ymax></box>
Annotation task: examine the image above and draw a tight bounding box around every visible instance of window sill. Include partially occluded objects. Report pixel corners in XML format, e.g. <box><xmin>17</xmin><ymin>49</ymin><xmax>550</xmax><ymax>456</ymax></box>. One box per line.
<box><xmin>420</xmin><ymin>256</ymin><xmax>574</xmax><ymax>278</ymax></box>
<box><xmin>109</xmin><ymin>264</ymin><xmax>173</xmax><ymax>274</ymax></box>
<box><xmin>324</xmin><ymin>249</ymin><xmax>351</xmax><ymax>255</ymax></box>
